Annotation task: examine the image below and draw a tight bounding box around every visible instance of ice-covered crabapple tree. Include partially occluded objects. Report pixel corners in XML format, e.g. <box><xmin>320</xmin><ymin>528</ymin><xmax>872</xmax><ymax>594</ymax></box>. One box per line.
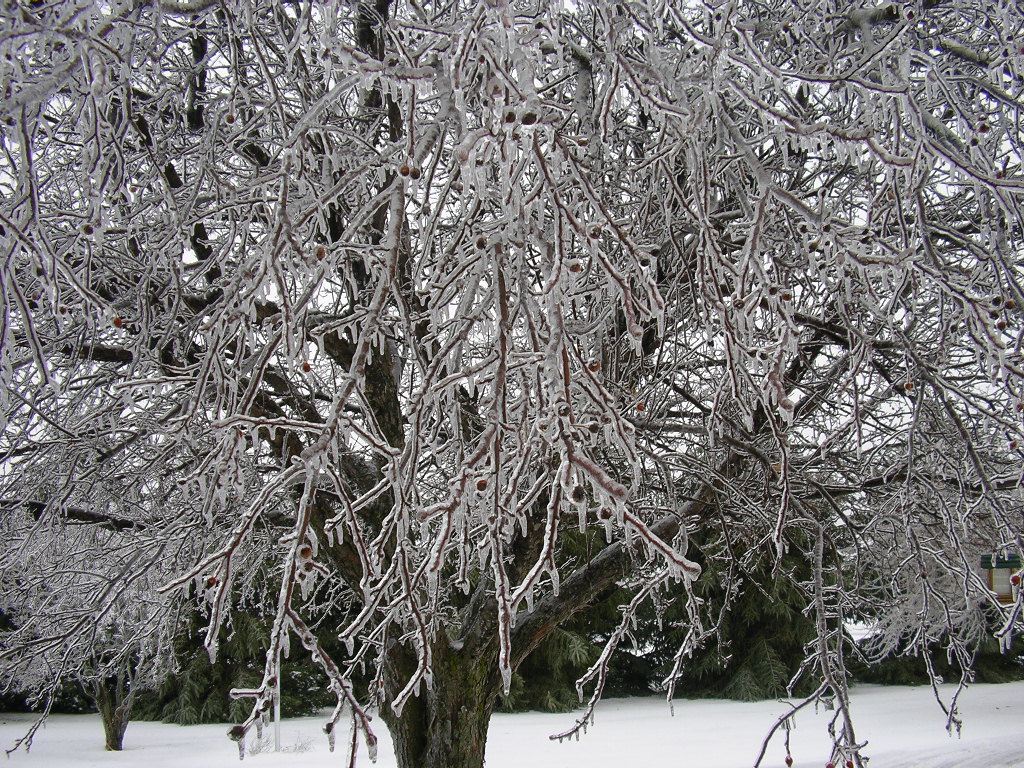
<box><xmin>2</xmin><ymin>0</ymin><xmax>1023</xmax><ymax>766</ymax></box>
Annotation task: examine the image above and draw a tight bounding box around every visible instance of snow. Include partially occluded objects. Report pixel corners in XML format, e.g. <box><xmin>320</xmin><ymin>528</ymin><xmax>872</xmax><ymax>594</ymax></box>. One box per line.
<box><xmin>2</xmin><ymin>683</ymin><xmax>1021</xmax><ymax>768</ymax></box>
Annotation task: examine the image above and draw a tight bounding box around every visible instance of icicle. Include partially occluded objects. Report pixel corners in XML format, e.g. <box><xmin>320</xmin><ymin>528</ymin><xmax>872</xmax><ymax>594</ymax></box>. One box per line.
<box><xmin>228</xmin><ymin>725</ymin><xmax>246</xmax><ymax>761</ymax></box>
<box><xmin>365</xmin><ymin>732</ymin><xmax>378</xmax><ymax>762</ymax></box>
<box><xmin>392</xmin><ymin>697</ymin><xmax>407</xmax><ymax>719</ymax></box>
<box><xmin>500</xmin><ymin>662</ymin><xmax>512</xmax><ymax>695</ymax></box>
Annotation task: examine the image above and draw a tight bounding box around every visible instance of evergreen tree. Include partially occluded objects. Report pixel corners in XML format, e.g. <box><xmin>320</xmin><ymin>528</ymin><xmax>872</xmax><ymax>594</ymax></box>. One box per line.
<box><xmin>497</xmin><ymin>626</ymin><xmax>596</xmax><ymax>713</ymax></box>
<box><xmin>510</xmin><ymin>549</ymin><xmax>819</xmax><ymax>706</ymax></box>
<box><xmin>676</xmin><ymin>559</ymin><xmax>817</xmax><ymax>701</ymax></box>
<box><xmin>136</xmin><ymin>608</ymin><xmax>343</xmax><ymax>724</ymax></box>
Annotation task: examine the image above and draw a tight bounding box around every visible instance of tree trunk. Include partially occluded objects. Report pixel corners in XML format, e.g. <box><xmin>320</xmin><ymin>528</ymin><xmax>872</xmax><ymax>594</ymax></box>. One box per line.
<box><xmin>90</xmin><ymin>674</ymin><xmax>131</xmax><ymax>751</ymax></box>
<box><xmin>381</xmin><ymin>641</ymin><xmax>499</xmax><ymax>768</ymax></box>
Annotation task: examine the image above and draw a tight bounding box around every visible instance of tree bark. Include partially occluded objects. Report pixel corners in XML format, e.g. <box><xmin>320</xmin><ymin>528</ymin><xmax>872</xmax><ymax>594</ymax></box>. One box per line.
<box><xmin>90</xmin><ymin>673</ymin><xmax>131</xmax><ymax>751</ymax></box>
<box><xmin>380</xmin><ymin>640</ymin><xmax>499</xmax><ymax>768</ymax></box>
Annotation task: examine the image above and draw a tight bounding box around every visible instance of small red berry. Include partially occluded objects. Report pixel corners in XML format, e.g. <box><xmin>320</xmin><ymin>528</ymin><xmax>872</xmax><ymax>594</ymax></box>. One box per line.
<box><xmin>113</xmin><ymin>316</ymin><xmax>123</xmax><ymax>328</ymax></box>
<box><xmin>302</xmin><ymin>362</ymin><xmax>312</xmax><ymax>372</ymax></box>
<box><xmin>1011</xmin><ymin>573</ymin><xmax>1021</xmax><ymax>586</ymax></box>
<box><xmin>409</xmin><ymin>167</ymin><xmax>421</xmax><ymax>180</ymax></box>
<box><xmin>476</xmin><ymin>478</ymin><xmax>488</xmax><ymax>491</ymax></box>
<box><xmin>399</xmin><ymin>164</ymin><xmax>410</xmax><ymax>177</ymax></box>
<box><xmin>826</xmin><ymin>763</ymin><xmax>835</xmax><ymax>768</ymax></box>
<box><xmin>846</xmin><ymin>761</ymin><xmax>855</xmax><ymax>768</ymax></box>
<box><xmin>785</xmin><ymin>757</ymin><xmax>794</xmax><ymax>767</ymax></box>
<box><xmin>316</xmin><ymin>245</ymin><xmax>326</xmax><ymax>260</ymax></box>
<box><xmin>225</xmin><ymin>113</ymin><xmax>236</xmax><ymax>124</ymax></box>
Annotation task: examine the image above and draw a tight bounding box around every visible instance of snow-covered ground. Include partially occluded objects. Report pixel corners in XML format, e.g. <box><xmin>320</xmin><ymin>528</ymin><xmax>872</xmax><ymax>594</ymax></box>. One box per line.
<box><xmin>2</xmin><ymin>682</ymin><xmax>1021</xmax><ymax>767</ymax></box>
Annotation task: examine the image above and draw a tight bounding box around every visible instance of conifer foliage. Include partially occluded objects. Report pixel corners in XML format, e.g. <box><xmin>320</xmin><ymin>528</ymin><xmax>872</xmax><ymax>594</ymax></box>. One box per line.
<box><xmin>135</xmin><ymin>610</ymin><xmax>340</xmax><ymax>725</ymax></box>
<box><xmin>2</xmin><ymin>1</ymin><xmax>1023</xmax><ymax>767</ymax></box>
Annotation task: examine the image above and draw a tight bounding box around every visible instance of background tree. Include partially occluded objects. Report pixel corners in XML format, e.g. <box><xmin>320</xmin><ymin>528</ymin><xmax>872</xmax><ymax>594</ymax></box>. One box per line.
<box><xmin>2</xmin><ymin>2</ymin><xmax>1023</xmax><ymax>768</ymax></box>
<box><xmin>0</xmin><ymin>508</ymin><xmax>177</xmax><ymax>751</ymax></box>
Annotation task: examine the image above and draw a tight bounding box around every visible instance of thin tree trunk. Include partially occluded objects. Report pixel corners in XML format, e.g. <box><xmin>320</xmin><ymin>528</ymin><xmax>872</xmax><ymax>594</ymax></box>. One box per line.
<box><xmin>90</xmin><ymin>673</ymin><xmax>131</xmax><ymax>751</ymax></box>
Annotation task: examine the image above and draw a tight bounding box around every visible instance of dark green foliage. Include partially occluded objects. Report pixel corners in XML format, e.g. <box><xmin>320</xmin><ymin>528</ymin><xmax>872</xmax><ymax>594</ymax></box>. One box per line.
<box><xmin>0</xmin><ymin>683</ymin><xmax>92</xmax><ymax>714</ymax></box>
<box><xmin>134</xmin><ymin>611</ymin><xmax>336</xmax><ymax>724</ymax></box>
<box><xmin>507</xmin><ymin>548</ymin><xmax>819</xmax><ymax>706</ymax></box>
<box><xmin>497</xmin><ymin>627</ymin><xmax>596</xmax><ymax>712</ymax></box>
<box><xmin>134</xmin><ymin>613</ymin><xmax>263</xmax><ymax>725</ymax></box>
<box><xmin>674</xmin><ymin>556</ymin><xmax>818</xmax><ymax>701</ymax></box>
<box><xmin>0</xmin><ymin>677</ymin><xmax>116</xmax><ymax>716</ymax></box>
<box><xmin>0</xmin><ymin>689</ymin><xmax>30</xmax><ymax>712</ymax></box>
<box><xmin>971</xmin><ymin>636</ymin><xmax>1024</xmax><ymax>683</ymax></box>
<box><xmin>716</xmin><ymin>639</ymin><xmax>792</xmax><ymax>701</ymax></box>
<box><xmin>851</xmin><ymin>635</ymin><xmax>1024</xmax><ymax>686</ymax></box>
<box><xmin>596</xmin><ymin>550</ymin><xmax>818</xmax><ymax>702</ymax></box>
<box><xmin>509</xmin><ymin>553</ymin><xmax>1021</xmax><ymax>708</ymax></box>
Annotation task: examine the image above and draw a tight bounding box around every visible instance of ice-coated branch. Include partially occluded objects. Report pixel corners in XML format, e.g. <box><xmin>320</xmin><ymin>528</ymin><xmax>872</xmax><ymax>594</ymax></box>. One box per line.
<box><xmin>549</xmin><ymin>577</ymin><xmax>663</xmax><ymax>742</ymax></box>
<box><xmin>3</xmin><ymin>1</ymin><xmax>1024</xmax><ymax>765</ymax></box>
